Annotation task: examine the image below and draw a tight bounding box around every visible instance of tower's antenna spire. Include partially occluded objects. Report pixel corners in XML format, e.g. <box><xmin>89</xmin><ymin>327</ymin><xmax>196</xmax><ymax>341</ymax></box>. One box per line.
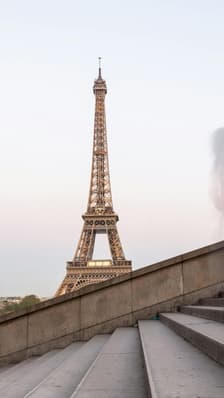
<box><xmin>98</xmin><ymin>56</ymin><xmax>102</xmax><ymax>79</ymax></box>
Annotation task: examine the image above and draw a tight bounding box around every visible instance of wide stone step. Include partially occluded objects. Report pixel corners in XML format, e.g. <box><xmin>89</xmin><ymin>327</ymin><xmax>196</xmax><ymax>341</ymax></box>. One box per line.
<box><xmin>0</xmin><ymin>357</ymin><xmax>38</xmax><ymax>382</ymax></box>
<box><xmin>160</xmin><ymin>312</ymin><xmax>224</xmax><ymax>365</ymax></box>
<box><xmin>0</xmin><ymin>365</ymin><xmax>13</xmax><ymax>375</ymax></box>
<box><xmin>181</xmin><ymin>305</ymin><xmax>224</xmax><ymax>322</ymax></box>
<box><xmin>71</xmin><ymin>327</ymin><xmax>147</xmax><ymax>398</ymax></box>
<box><xmin>25</xmin><ymin>335</ymin><xmax>109</xmax><ymax>398</ymax></box>
<box><xmin>138</xmin><ymin>319</ymin><xmax>224</xmax><ymax>397</ymax></box>
<box><xmin>0</xmin><ymin>343</ymin><xmax>83</xmax><ymax>398</ymax></box>
<box><xmin>198</xmin><ymin>297</ymin><xmax>224</xmax><ymax>306</ymax></box>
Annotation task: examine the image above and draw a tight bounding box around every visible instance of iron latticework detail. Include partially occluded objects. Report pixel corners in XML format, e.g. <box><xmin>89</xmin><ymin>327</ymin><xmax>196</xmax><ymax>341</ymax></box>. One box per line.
<box><xmin>56</xmin><ymin>63</ymin><xmax>132</xmax><ymax>296</ymax></box>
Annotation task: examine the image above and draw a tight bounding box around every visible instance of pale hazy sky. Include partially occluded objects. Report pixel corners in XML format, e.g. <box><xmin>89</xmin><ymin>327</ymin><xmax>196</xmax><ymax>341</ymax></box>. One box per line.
<box><xmin>1</xmin><ymin>0</ymin><xmax>224</xmax><ymax>296</ymax></box>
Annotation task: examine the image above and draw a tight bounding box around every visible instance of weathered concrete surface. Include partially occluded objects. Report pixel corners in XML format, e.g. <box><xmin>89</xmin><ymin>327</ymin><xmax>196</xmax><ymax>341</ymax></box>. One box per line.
<box><xmin>80</xmin><ymin>280</ymin><xmax>132</xmax><ymax>330</ymax></box>
<box><xmin>160</xmin><ymin>312</ymin><xmax>224</xmax><ymax>365</ymax></box>
<box><xmin>0</xmin><ymin>316</ymin><xmax>27</xmax><ymax>357</ymax></box>
<box><xmin>72</xmin><ymin>328</ymin><xmax>147</xmax><ymax>398</ymax></box>
<box><xmin>1</xmin><ymin>240</ymin><xmax>224</xmax><ymax>364</ymax></box>
<box><xmin>181</xmin><ymin>305</ymin><xmax>224</xmax><ymax>323</ymax></box>
<box><xmin>139</xmin><ymin>320</ymin><xmax>224</xmax><ymax>398</ymax></box>
<box><xmin>26</xmin><ymin>335</ymin><xmax>108</xmax><ymax>398</ymax></box>
<box><xmin>183</xmin><ymin>247</ymin><xmax>224</xmax><ymax>294</ymax></box>
<box><xmin>199</xmin><ymin>297</ymin><xmax>224</xmax><ymax>306</ymax></box>
<box><xmin>28</xmin><ymin>298</ymin><xmax>81</xmax><ymax>348</ymax></box>
<box><xmin>132</xmin><ymin>263</ymin><xmax>182</xmax><ymax>312</ymax></box>
<box><xmin>0</xmin><ymin>343</ymin><xmax>83</xmax><ymax>398</ymax></box>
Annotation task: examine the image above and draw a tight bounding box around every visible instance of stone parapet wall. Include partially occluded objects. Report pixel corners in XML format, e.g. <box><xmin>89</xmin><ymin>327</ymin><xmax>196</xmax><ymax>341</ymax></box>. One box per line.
<box><xmin>0</xmin><ymin>240</ymin><xmax>224</xmax><ymax>365</ymax></box>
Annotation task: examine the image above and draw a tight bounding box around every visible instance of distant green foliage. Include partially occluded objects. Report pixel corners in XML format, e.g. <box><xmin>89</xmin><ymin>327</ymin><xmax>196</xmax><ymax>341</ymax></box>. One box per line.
<box><xmin>19</xmin><ymin>295</ymin><xmax>41</xmax><ymax>308</ymax></box>
<box><xmin>0</xmin><ymin>295</ymin><xmax>41</xmax><ymax>314</ymax></box>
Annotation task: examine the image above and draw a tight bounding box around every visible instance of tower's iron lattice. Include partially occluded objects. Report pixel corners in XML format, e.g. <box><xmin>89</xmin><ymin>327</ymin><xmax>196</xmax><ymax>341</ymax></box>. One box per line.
<box><xmin>56</xmin><ymin>63</ymin><xmax>132</xmax><ymax>295</ymax></box>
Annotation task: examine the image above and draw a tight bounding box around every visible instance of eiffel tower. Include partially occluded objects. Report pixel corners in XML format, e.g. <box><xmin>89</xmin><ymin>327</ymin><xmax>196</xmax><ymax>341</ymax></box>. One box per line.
<box><xmin>56</xmin><ymin>60</ymin><xmax>132</xmax><ymax>295</ymax></box>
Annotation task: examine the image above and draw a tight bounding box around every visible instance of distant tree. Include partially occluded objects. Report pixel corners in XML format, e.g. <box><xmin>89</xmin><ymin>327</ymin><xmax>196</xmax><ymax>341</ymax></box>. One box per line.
<box><xmin>19</xmin><ymin>295</ymin><xmax>40</xmax><ymax>308</ymax></box>
<box><xmin>0</xmin><ymin>295</ymin><xmax>41</xmax><ymax>314</ymax></box>
<box><xmin>0</xmin><ymin>302</ymin><xmax>18</xmax><ymax>313</ymax></box>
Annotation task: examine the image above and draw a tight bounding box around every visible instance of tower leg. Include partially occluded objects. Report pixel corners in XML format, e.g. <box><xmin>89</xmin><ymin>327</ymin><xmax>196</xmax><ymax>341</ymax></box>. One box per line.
<box><xmin>73</xmin><ymin>226</ymin><xmax>96</xmax><ymax>263</ymax></box>
<box><xmin>108</xmin><ymin>226</ymin><xmax>125</xmax><ymax>260</ymax></box>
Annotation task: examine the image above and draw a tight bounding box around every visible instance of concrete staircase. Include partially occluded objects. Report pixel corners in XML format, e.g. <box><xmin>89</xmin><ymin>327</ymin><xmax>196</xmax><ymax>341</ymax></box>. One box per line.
<box><xmin>1</xmin><ymin>294</ymin><xmax>224</xmax><ymax>397</ymax></box>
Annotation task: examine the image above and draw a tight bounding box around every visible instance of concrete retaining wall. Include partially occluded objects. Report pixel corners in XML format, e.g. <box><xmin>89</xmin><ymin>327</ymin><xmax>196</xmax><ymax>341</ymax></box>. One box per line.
<box><xmin>1</xmin><ymin>240</ymin><xmax>224</xmax><ymax>364</ymax></box>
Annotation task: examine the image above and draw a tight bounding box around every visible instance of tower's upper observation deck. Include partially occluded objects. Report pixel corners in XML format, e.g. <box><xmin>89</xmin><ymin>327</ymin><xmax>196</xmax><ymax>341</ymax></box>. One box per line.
<box><xmin>93</xmin><ymin>58</ymin><xmax>107</xmax><ymax>94</ymax></box>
